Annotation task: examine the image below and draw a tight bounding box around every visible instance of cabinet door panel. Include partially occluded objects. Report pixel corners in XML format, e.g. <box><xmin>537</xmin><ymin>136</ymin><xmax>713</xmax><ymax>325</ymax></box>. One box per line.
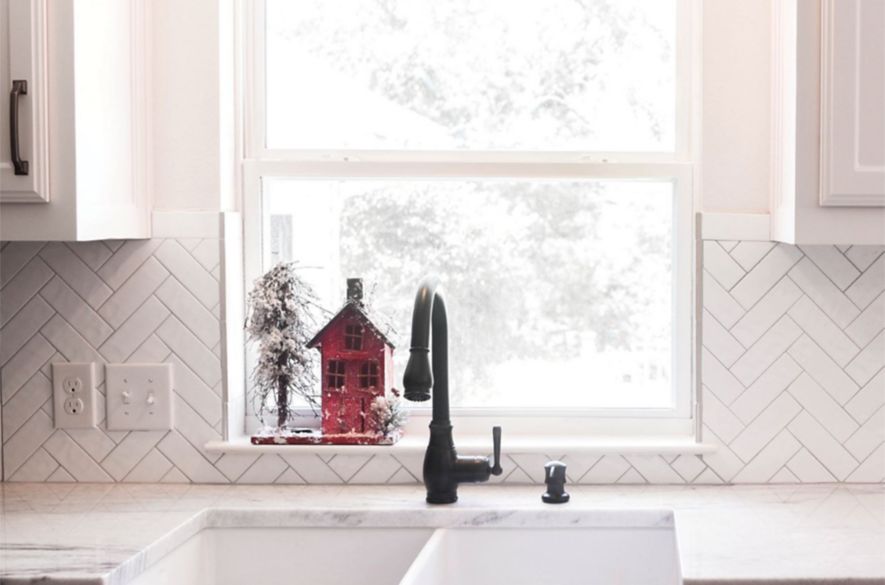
<box><xmin>0</xmin><ymin>0</ymin><xmax>49</xmax><ymax>203</ymax></box>
<box><xmin>820</xmin><ymin>0</ymin><xmax>885</xmax><ymax>207</ymax></box>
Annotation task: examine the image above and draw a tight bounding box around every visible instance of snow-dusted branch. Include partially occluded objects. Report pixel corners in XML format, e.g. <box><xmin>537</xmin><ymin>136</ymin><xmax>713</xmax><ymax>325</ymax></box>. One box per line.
<box><xmin>246</xmin><ymin>263</ymin><xmax>320</xmax><ymax>430</ymax></box>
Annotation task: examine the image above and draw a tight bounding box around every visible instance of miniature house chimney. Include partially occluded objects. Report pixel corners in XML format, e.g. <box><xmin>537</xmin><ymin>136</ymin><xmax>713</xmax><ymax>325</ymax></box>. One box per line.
<box><xmin>347</xmin><ymin>278</ymin><xmax>364</xmax><ymax>305</ymax></box>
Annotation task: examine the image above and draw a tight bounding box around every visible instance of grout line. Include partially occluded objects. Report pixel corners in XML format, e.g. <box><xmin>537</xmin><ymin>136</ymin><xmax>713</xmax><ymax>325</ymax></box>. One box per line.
<box><xmin>165</xmin><ymin>354</ymin><xmax>224</xmax><ymax>429</ymax></box>
<box><xmin>720</xmin><ymin>241</ymin><xmax>779</xmax><ymax>293</ymax></box>
<box><xmin>732</xmin><ymin>408</ymin><xmax>805</xmax><ymax>467</ymax></box>
<box><xmin>168</xmin><ymin>428</ymin><xmax>224</xmax><ymax>475</ymax></box>
<box><xmin>38</xmin><ymin>280</ymin><xmax>115</xmax><ymax>346</ymax></box>
<box><xmin>798</xmin><ymin>245</ymin><xmax>861</xmax><ymax>293</ymax></box>
<box><xmin>153</xmin><ymin>272</ymin><xmax>222</xmax><ymax>352</ymax></box>
<box><xmin>844</xmin><ymin>438</ymin><xmax>885</xmax><ymax>482</ymax></box>
<box><xmin>347</xmin><ymin>454</ymin><xmax>377</xmax><ymax>484</ymax></box>
<box><xmin>151</xmin><ymin>240</ymin><xmax>220</xmax><ymax>313</ymax></box>
<box><xmin>95</xmin><ymin>248</ymin><xmax>166</xmax><ymax>313</ymax></box>
<box><xmin>0</xmin><ymin>300</ymin><xmax>55</xmax><ymax>369</ymax></box>
<box><xmin>0</xmin><ymin>262</ymin><xmax>53</xmax><ymax>329</ymax></box>
<box><xmin>158</xmin><ymin>465</ymin><xmax>184</xmax><ymax>483</ymax></box>
<box><xmin>228</xmin><ymin>452</ymin><xmax>264</xmax><ymax>483</ymax></box>
<box><xmin>390</xmin><ymin>455</ymin><xmax>420</xmax><ymax>484</ymax></box>
<box><xmin>702</xmin><ymin>307</ymin><xmax>750</xmax><ymax>361</ymax></box>
<box><xmin>724</xmin><ymin>359</ymin><xmax>804</xmax><ymax>426</ymax></box>
<box><xmin>177</xmin><ymin>237</ymin><xmax>222</xmax><ymax>283</ymax></box>
<box><xmin>843</xmin><ymin>248</ymin><xmax>884</xmax><ymax>275</ymax></box>
<box><xmin>785</xmin><ymin>275</ymin><xmax>862</xmax><ymax>357</ymax></box>
<box><xmin>726</xmin><ymin>276</ymin><xmax>806</xmax><ymax>346</ymax></box>
<box><xmin>266</xmin><ymin>458</ymin><xmax>289</xmax><ymax>484</ymax></box>
<box><xmin>279</xmin><ymin>461</ymin><xmax>308</xmax><ymax>485</ymax></box>
<box><xmin>785</xmin><ymin>387</ymin><xmax>859</xmax><ymax>460</ymax></box>
<box><xmin>1</xmin><ymin>396</ymin><xmax>53</xmax><ymax>472</ymax></box>
<box><xmin>40</xmin><ymin>306</ymin><xmax>107</xmax><ymax>365</ymax></box>
<box><xmin>1</xmin><ymin>360</ymin><xmax>51</xmax><ymax>409</ymax></box>
<box><xmin>54</xmin><ymin>428</ymin><xmax>114</xmax><ymax>481</ymax></box>
<box><xmin>0</xmin><ymin>242</ymin><xmax>47</xmax><ymax>290</ymax></box>
<box><xmin>31</xmin><ymin>446</ymin><xmax>63</xmax><ymax>483</ymax></box>
<box><xmin>786</xmin><ymin>320</ymin><xmax>862</xmax><ymax>404</ymax></box>
<box><xmin>91</xmin><ymin>241</ymin><xmax>116</xmax><ymax>272</ymax></box>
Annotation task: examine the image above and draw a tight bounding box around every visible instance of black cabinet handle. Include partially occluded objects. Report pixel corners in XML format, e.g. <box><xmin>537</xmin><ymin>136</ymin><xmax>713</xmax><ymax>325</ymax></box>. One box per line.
<box><xmin>9</xmin><ymin>80</ymin><xmax>28</xmax><ymax>176</ymax></box>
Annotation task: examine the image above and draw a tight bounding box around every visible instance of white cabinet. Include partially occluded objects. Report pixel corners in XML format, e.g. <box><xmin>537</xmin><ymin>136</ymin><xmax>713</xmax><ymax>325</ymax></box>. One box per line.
<box><xmin>0</xmin><ymin>0</ymin><xmax>48</xmax><ymax>203</ymax></box>
<box><xmin>819</xmin><ymin>0</ymin><xmax>885</xmax><ymax>207</ymax></box>
<box><xmin>771</xmin><ymin>0</ymin><xmax>885</xmax><ymax>245</ymax></box>
<box><xmin>0</xmin><ymin>0</ymin><xmax>150</xmax><ymax>241</ymax></box>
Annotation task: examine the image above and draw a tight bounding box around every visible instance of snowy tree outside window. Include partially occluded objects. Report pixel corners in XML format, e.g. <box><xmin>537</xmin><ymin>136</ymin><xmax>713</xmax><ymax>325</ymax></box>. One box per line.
<box><xmin>263</xmin><ymin>179</ymin><xmax>673</xmax><ymax>410</ymax></box>
<box><xmin>246</xmin><ymin>0</ymin><xmax>694</xmax><ymax>420</ymax></box>
<box><xmin>266</xmin><ymin>0</ymin><xmax>676</xmax><ymax>151</ymax></box>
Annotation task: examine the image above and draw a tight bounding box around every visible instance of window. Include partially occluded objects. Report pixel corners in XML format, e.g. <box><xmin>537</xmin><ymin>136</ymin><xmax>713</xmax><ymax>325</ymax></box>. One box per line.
<box><xmin>359</xmin><ymin>361</ymin><xmax>380</xmax><ymax>389</ymax></box>
<box><xmin>344</xmin><ymin>324</ymin><xmax>364</xmax><ymax>351</ymax></box>
<box><xmin>327</xmin><ymin>360</ymin><xmax>346</xmax><ymax>389</ymax></box>
<box><xmin>244</xmin><ymin>0</ymin><xmax>695</xmax><ymax>421</ymax></box>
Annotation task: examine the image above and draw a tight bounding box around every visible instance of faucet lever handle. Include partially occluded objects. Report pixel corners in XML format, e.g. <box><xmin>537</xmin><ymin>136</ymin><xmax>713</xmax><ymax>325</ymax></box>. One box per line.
<box><xmin>490</xmin><ymin>426</ymin><xmax>503</xmax><ymax>476</ymax></box>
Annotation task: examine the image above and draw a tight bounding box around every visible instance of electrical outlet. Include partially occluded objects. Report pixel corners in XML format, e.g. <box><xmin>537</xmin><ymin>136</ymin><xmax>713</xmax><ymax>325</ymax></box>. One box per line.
<box><xmin>52</xmin><ymin>362</ymin><xmax>97</xmax><ymax>429</ymax></box>
<box><xmin>106</xmin><ymin>363</ymin><xmax>174</xmax><ymax>431</ymax></box>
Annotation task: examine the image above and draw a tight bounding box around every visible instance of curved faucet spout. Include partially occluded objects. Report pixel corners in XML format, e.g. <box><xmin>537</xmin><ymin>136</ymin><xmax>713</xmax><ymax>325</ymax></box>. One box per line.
<box><xmin>402</xmin><ymin>279</ymin><xmax>450</xmax><ymax>425</ymax></box>
<box><xmin>402</xmin><ymin>278</ymin><xmax>503</xmax><ymax>504</ymax></box>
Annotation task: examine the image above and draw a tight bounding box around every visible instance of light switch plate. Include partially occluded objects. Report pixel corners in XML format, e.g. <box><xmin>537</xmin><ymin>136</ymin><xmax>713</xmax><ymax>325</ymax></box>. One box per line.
<box><xmin>52</xmin><ymin>362</ymin><xmax>97</xmax><ymax>429</ymax></box>
<box><xmin>106</xmin><ymin>363</ymin><xmax>174</xmax><ymax>431</ymax></box>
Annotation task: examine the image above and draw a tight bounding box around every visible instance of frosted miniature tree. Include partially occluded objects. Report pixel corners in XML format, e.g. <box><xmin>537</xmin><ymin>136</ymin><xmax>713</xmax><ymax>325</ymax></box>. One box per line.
<box><xmin>246</xmin><ymin>263</ymin><xmax>319</xmax><ymax>431</ymax></box>
<box><xmin>369</xmin><ymin>389</ymin><xmax>407</xmax><ymax>439</ymax></box>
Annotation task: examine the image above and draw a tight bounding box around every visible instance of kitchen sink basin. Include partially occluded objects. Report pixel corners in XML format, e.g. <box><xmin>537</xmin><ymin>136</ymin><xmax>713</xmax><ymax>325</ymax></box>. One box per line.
<box><xmin>128</xmin><ymin>512</ymin><xmax>680</xmax><ymax>585</ymax></box>
<box><xmin>129</xmin><ymin>527</ymin><xmax>436</xmax><ymax>585</ymax></box>
<box><xmin>400</xmin><ymin>527</ymin><xmax>681</xmax><ymax>585</ymax></box>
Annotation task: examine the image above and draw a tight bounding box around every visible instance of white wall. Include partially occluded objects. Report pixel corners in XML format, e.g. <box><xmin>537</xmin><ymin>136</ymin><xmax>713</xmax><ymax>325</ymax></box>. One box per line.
<box><xmin>151</xmin><ymin>0</ymin><xmax>232</xmax><ymax>212</ymax></box>
<box><xmin>700</xmin><ymin>0</ymin><xmax>772</xmax><ymax>213</ymax></box>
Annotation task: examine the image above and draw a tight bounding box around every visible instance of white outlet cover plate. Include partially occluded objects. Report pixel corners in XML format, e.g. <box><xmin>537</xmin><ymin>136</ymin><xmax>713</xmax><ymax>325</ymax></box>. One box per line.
<box><xmin>106</xmin><ymin>363</ymin><xmax>174</xmax><ymax>431</ymax></box>
<box><xmin>52</xmin><ymin>362</ymin><xmax>97</xmax><ymax>429</ymax></box>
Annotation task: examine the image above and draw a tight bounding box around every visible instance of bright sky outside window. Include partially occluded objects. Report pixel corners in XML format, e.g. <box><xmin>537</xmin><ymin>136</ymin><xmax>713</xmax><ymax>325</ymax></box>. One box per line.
<box><xmin>265</xmin><ymin>0</ymin><xmax>676</xmax><ymax>151</ymax></box>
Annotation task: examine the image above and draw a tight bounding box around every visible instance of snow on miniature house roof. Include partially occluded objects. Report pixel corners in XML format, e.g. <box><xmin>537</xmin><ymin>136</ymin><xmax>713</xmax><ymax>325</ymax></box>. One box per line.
<box><xmin>306</xmin><ymin>299</ymin><xmax>396</xmax><ymax>350</ymax></box>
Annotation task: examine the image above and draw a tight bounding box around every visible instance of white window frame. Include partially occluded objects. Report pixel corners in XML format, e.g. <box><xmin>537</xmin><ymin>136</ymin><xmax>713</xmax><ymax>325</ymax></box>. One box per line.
<box><xmin>239</xmin><ymin>0</ymin><xmax>700</xmax><ymax>437</ymax></box>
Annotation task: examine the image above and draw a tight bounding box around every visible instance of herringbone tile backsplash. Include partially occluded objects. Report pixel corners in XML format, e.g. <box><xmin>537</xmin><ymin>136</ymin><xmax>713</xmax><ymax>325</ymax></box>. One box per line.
<box><xmin>0</xmin><ymin>239</ymin><xmax>883</xmax><ymax>484</ymax></box>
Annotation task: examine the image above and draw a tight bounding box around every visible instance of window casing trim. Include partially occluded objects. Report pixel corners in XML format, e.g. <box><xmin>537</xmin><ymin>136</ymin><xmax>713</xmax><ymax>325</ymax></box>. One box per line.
<box><xmin>238</xmin><ymin>0</ymin><xmax>699</xmax><ymax>434</ymax></box>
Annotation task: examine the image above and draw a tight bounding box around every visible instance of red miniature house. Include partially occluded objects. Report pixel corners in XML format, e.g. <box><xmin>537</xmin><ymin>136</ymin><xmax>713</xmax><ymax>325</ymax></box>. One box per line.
<box><xmin>306</xmin><ymin>278</ymin><xmax>395</xmax><ymax>438</ymax></box>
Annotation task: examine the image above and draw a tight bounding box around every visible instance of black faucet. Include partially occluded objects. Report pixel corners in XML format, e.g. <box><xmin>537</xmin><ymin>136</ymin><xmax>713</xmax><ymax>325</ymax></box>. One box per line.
<box><xmin>402</xmin><ymin>279</ymin><xmax>503</xmax><ymax>504</ymax></box>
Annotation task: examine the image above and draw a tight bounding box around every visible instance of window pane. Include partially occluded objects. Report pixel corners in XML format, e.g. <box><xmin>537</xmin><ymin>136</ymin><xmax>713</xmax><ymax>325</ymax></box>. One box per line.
<box><xmin>262</xmin><ymin>179</ymin><xmax>673</xmax><ymax>409</ymax></box>
<box><xmin>265</xmin><ymin>0</ymin><xmax>676</xmax><ymax>151</ymax></box>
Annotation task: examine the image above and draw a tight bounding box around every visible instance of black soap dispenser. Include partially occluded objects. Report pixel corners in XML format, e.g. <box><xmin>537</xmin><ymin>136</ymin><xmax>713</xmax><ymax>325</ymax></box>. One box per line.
<box><xmin>542</xmin><ymin>460</ymin><xmax>570</xmax><ymax>504</ymax></box>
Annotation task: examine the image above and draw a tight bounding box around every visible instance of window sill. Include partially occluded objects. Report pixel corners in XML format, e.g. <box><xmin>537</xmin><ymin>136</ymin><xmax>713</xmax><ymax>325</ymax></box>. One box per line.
<box><xmin>205</xmin><ymin>435</ymin><xmax>716</xmax><ymax>456</ymax></box>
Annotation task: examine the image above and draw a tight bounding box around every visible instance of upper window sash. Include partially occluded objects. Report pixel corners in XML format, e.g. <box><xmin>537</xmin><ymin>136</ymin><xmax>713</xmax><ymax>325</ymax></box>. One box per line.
<box><xmin>242</xmin><ymin>0</ymin><xmax>696</xmax><ymax>162</ymax></box>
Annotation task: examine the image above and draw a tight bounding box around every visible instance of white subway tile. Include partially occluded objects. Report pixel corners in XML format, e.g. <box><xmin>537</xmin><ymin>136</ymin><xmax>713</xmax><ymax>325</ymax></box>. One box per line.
<box><xmin>788</xmin><ymin>296</ymin><xmax>860</xmax><ymax>366</ymax></box>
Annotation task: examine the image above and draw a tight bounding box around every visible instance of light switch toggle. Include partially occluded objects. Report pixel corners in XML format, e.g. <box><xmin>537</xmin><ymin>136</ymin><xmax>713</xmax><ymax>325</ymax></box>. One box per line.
<box><xmin>106</xmin><ymin>364</ymin><xmax>174</xmax><ymax>431</ymax></box>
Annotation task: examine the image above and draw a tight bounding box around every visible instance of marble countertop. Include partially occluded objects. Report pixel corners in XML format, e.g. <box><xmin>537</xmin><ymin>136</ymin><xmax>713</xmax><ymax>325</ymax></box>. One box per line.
<box><xmin>0</xmin><ymin>483</ymin><xmax>882</xmax><ymax>584</ymax></box>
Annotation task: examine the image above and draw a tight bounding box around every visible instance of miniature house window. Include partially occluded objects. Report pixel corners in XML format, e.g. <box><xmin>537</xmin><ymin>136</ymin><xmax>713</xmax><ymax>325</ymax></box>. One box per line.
<box><xmin>359</xmin><ymin>361</ymin><xmax>379</xmax><ymax>388</ymax></box>
<box><xmin>327</xmin><ymin>360</ymin><xmax>346</xmax><ymax>388</ymax></box>
<box><xmin>344</xmin><ymin>324</ymin><xmax>364</xmax><ymax>350</ymax></box>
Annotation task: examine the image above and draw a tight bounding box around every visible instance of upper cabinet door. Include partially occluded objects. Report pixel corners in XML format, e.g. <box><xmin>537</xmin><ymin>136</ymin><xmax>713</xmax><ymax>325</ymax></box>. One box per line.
<box><xmin>820</xmin><ymin>0</ymin><xmax>885</xmax><ymax>206</ymax></box>
<box><xmin>0</xmin><ymin>0</ymin><xmax>49</xmax><ymax>203</ymax></box>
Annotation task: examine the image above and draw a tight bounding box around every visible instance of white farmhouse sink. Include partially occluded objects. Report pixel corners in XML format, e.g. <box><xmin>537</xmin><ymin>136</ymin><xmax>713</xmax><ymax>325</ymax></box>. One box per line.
<box><xmin>400</xmin><ymin>527</ymin><xmax>682</xmax><ymax>585</ymax></box>
<box><xmin>130</xmin><ymin>528</ymin><xmax>435</xmax><ymax>585</ymax></box>
<box><xmin>129</xmin><ymin>514</ymin><xmax>681</xmax><ymax>585</ymax></box>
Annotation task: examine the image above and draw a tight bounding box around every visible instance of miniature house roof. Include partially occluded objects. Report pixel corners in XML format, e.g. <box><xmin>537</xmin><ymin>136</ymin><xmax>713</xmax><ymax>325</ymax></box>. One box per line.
<box><xmin>306</xmin><ymin>279</ymin><xmax>395</xmax><ymax>350</ymax></box>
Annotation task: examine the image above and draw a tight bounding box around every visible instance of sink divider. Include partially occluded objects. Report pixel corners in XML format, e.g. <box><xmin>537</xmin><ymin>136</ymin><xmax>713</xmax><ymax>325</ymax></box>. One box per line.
<box><xmin>398</xmin><ymin>528</ymin><xmax>449</xmax><ymax>585</ymax></box>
